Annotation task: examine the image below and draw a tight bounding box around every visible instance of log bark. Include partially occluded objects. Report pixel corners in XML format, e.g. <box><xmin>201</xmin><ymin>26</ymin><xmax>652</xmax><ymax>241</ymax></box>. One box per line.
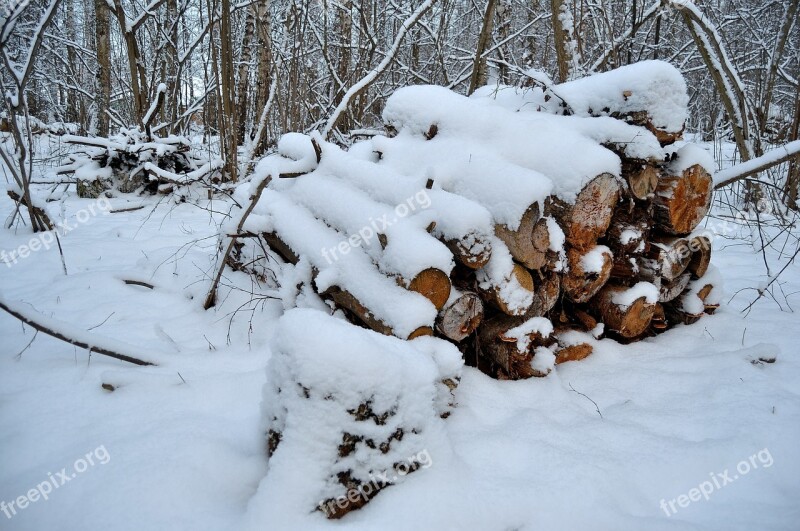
<box><xmin>687</xmin><ymin>235</ymin><xmax>711</xmax><ymax>279</ymax></box>
<box><xmin>435</xmin><ymin>291</ymin><xmax>484</xmax><ymax>342</ymax></box>
<box><xmin>547</xmin><ymin>173</ymin><xmax>621</xmax><ymax>250</ymax></box>
<box><xmin>653</xmin><ymin>164</ymin><xmax>713</xmax><ymax>235</ymax></box>
<box><xmin>562</xmin><ymin>245</ymin><xmax>613</xmax><ymax>303</ymax></box>
<box><xmin>590</xmin><ymin>284</ymin><xmax>655</xmax><ymax>338</ymax></box>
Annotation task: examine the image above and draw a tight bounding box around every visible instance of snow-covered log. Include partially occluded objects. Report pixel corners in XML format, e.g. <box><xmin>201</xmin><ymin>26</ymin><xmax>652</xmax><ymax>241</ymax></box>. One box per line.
<box><xmin>590</xmin><ymin>283</ymin><xmax>657</xmax><ymax>338</ymax></box>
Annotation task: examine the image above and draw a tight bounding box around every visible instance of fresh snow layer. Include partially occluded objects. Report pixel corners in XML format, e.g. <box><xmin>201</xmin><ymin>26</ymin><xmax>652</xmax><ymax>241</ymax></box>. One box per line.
<box><xmin>580</xmin><ymin>245</ymin><xmax>612</xmax><ymax>274</ymax></box>
<box><xmin>505</xmin><ymin>317</ymin><xmax>554</xmax><ymax>352</ymax></box>
<box><xmin>669</xmin><ymin>143</ymin><xmax>716</xmax><ymax>175</ymax></box>
<box><xmin>611</xmin><ymin>281</ymin><xmax>659</xmax><ymax>308</ymax></box>
<box><xmin>556</xmin><ymin>60</ymin><xmax>689</xmax><ymax>133</ymax></box>
<box><xmin>383</xmin><ymin>84</ymin><xmax>622</xmax><ymax>201</ymax></box>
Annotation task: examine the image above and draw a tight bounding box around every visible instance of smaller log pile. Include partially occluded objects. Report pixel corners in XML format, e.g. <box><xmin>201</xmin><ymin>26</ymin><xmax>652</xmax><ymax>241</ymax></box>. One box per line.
<box><xmin>261</xmin><ymin>309</ymin><xmax>461</xmax><ymax>519</ymax></box>
<box><xmin>243</xmin><ymin>60</ymin><xmax>720</xmax><ymax>384</ymax></box>
<box><xmin>57</xmin><ymin>128</ymin><xmax>222</xmax><ymax>197</ymax></box>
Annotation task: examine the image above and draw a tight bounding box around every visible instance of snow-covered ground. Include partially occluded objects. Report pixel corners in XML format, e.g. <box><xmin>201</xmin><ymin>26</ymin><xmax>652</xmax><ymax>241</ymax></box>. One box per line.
<box><xmin>1</xmin><ymin>173</ymin><xmax>799</xmax><ymax>530</ymax></box>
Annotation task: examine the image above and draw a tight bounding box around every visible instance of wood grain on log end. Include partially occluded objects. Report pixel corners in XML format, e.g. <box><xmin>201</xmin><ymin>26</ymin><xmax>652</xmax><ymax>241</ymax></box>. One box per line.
<box><xmin>436</xmin><ymin>292</ymin><xmax>484</xmax><ymax>342</ymax></box>
<box><xmin>548</xmin><ymin>173</ymin><xmax>621</xmax><ymax>251</ymax></box>
<box><xmin>407</xmin><ymin>267</ymin><xmax>452</xmax><ymax>310</ymax></box>
<box><xmin>654</xmin><ymin>164</ymin><xmax>713</xmax><ymax>235</ymax></box>
<box><xmin>591</xmin><ymin>284</ymin><xmax>655</xmax><ymax>338</ymax></box>
<box><xmin>563</xmin><ymin>245</ymin><xmax>613</xmax><ymax>303</ymax></box>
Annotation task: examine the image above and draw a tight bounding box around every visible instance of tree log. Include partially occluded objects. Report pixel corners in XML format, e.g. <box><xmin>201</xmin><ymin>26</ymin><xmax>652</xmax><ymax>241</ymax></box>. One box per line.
<box><xmin>644</xmin><ymin>236</ymin><xmax>692</xmax><ymax>281</ymax></box>
<box><xmin>478</xmin><ymin>315</ymin><xmax>552</xmax><ymax>379</ymax></box>
<box><xmin>435</xmin><ymin>291</ymin><xmax>484</xmax><ymax>342</ymax></box>
<box><xmin>687</xmin><ymin>235</ymin><xmax>712</xmax><ymax>279</ymax></box>
<box><xmin>590</xmin><ymin>284</ymin><xmax>655</xmax><ymax>338</ymax></box>
<box><xmin>495</xmin><ymin>204</ymin><xmax>549</xmax><ymax>270</ymax></box>
<box><xmin>622</xmin><ymin>159</ymin><xmax>659</xmax><ymax>200</ymax></box>
<box><xmin>444</xmin><ymin>235</ymin><xmax>492</xmax><ymax>270</ymax></box>
<box><xmin>653</xmin><ymin>164</ymin><xmax>713</xmax><ymax>235</ymax></box>
<box><xmin>403</xmin><ymin>267</ymin><xmax>452</xmax><ymax>310</ymax></box>
<box><xmin>659</xmin><ymin>273</ymin><xmax>691</xmax><ymax>303</ymax></box>
<box><xmin>562</xmin><ymin>245</ymin><xmax>613</xmax><ymax>303</ymax></box>
<box><xmin>606</xmin><ymin>202</ymin><xmax>650</xmax><ymax>256</ymax></box>
<box><xmin>546</xmin><ymin>173</ymin><xmax>621</xmax><ymax>250</ymax></box>
<box><xmin>262</xmin><ymin>232</ymin><xmax>432</xmax><ymax>340</ymax></box>
<box><xmin>525</xmin><ymin>269</ymin><xmax>561</xmax><ymax>317</ymax></box>
<box><xmin>553</xmin><ymin>333</ymin><xmax>594</xmax><ymax>364</ymax></box>
<box><xmin>481</xmin><ymin>262</ymin><xmax>535</xmax><ymax>316</ymax></box>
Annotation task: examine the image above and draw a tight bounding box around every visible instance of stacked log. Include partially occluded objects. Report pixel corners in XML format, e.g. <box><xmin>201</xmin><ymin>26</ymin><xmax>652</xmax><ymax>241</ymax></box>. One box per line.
<box><xmin>248</xmin><ymin>62</ymin><xmax>718</xmax><ymax>383</ymax></box>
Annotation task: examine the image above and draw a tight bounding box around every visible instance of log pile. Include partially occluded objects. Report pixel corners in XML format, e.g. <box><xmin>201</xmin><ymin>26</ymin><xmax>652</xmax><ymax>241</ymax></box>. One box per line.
<box><xmin>245</xmin><ymin>61</ymin><xmax>720</xmax><ymax>384</ymax></box>
<box><xmin>57</xmin><ymin>128</ymin><xmax>223</xmax><ymax>197</ymax></box>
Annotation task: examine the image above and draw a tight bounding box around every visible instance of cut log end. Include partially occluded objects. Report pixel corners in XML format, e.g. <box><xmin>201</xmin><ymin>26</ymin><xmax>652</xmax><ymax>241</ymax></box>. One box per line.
<box><xmin>591</xmin><ymin>284</ymin><xmax>655</xmax><ymax>338</ymax></box>
<box><xmin>563</xmin><ymin>245</ymin><xmax>613</xmax><ymax>303</ymax></box>
<box><xmin>554</xmin><ymin>342</ymin><xmax>593</xmax><ymax>364</ymax></box>
<box><xmin>548</xmin><ymin>173</ymin><xmax>621</xmax><ymax>250</ymax></box>
<box><xmin>624</xmin><ymin>162</ymin><xmax>659</xmax><ymax>200</ymax></box>
<box><xmin>654</xmin><ymin>164</ymin><xmax>713</xmax><ymax>235</ymax></box>
<box><xmin>436</xmin><ymin>292</ymin><xmax>484</xmax><ymax>342</ymax></box>
<box><xmin>407</xmin><ymin>267</ymin><xmax>452</xmax><ymax>310</ymax></box>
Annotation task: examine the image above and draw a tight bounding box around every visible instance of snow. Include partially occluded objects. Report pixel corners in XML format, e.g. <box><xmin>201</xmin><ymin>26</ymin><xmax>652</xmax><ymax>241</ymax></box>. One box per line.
<box><xmin>545</xmin><ymin>216</ymin><xmax>565</xmax><ymax>252</ymax></box>
<box><xmin>372</xmin><ymin>133</ymin><xmax>552</xmax><ymax>230</ymax></box>
<box><xmin>247</xmin><ymin>187</ymin><xmax>438</xmax><ymax>338</ymax></box>
<box><xmin>580</xmin><ymin>244</ymin><xmax>611</xmax><ymax>274</ymax></box>
<box><xmin>611</xmin><ymin>281</ymin><xmax>660</xmax><ymax>308</ymax></box>
<box><xmin>272</xmin><ymin>163</ymin><xmax>454</xmax><ymax>284</ymax></box>
<box><xmin>620</xmin><ymin>229</ymin><xmax>640</xmax><ymax>245</ymax></box>
<box><xmin>669</xmin><ymin>143</ymin><xmax>716</xmax><ymax>175</ymax></box>
<box><xmin>476</xmin><ymin>236</ymin><xmax>533</xmax><ymax>314</ymax></box>
<box><xmin>383</xmin><ymin>84</ymin><xmax>623</xmax><ymax>202</ymax></box>
<box><xmin>505</xmin><ymin>317</ymin><xmax>554</xmax><ymax>351</ymax></box>
<box><xmin>556</xmin><ymin>60</ymin><xmax>689</xmax><ymax>133</ymax></box>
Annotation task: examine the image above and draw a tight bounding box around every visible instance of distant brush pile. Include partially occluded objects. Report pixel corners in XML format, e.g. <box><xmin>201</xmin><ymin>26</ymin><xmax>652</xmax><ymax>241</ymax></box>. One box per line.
<box><xmin>242</xmin><ymin>60</ymin><xmax>720</xmax><ymax>382</ymax></box>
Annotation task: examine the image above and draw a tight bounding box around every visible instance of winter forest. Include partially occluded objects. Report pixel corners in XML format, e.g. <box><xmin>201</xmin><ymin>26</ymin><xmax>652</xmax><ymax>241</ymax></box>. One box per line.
<box><xmin>1</xmin><ymin>0</ymin><xmax>800</xmax><ymax>529</ymax></box>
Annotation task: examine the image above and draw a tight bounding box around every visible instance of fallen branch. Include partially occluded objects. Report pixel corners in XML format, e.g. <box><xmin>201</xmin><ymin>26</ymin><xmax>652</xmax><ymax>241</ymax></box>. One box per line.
<box><xmin>0</xmin><ymin>296</ymin><xmax>158</xmax><ymax>366</ymax></box>
<box><xmin>203</xmin><ymin>173</ymin><xmax>273</xmax><ymax>309</ymax></box>
<box><xmin>714</xmin><ymin>140</ymin><xmax>800</xmax><ymax>189</ymax></box>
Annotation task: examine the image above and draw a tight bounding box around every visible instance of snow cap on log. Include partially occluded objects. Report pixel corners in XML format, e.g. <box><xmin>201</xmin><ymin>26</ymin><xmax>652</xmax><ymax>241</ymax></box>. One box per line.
<box><xmin>382</xmin><ymin>85</ymin><xmax>622</xmax><ymax>202</ymax></box>
<box><xmin>259</xmin><ymin>309</ymin><xmax>461</xmax><ymax>520</ymax></box>
<box><xmin>249</xmin><ymin>188</ymin><xmax>438</xmax><ymax>338</ymax></box>
<box><xmin>556</xmin><ymin>60</ymin><xmax>689</xmax><ymax>134</ymax></box>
